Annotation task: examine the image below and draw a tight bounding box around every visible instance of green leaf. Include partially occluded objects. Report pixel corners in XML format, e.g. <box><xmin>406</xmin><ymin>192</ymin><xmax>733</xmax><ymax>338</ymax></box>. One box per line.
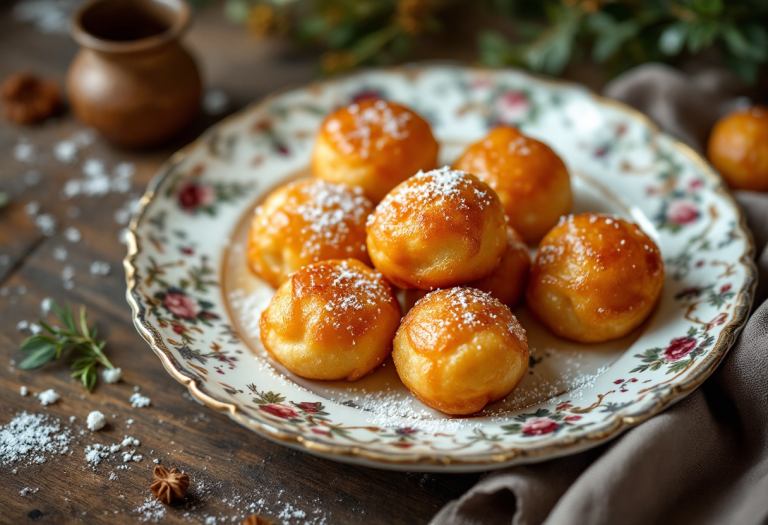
<box><xmin>51</xmin><ymin>302</ymin><xmax>77</xmax><ymax>334</ymax></box>
<box><xmin>71</xmin><ymin>356</ymin><xmax>97</xmax><ymax>369</ymax></box>
<box><xmin>592</xmin><ymin>20</ymin><xmax>640</xmax><ymax>62</ymax></box>
<box><xmin>326</xmin><ymin>24</ymin><xmax>357</xmax><ymax>49</ymax></box>
<box><xmin>478</xmin><ymin>31</ymin><xmax>519</xmax><ymax>67</ymax></box>
<box><xmin>692</xmin><ymin>0</ymin><xmax>723</xmax><ymax>15</ymax></box>
<box><xmin>744</xmin><ymin>24</ymin><xmax>768</xmax><ymax>61</ymax></box>
<box><xmin>686</xmin><ymin>21</ymin><xmax>719</xmax><ymax>53</ymax></box>
<box><xmin>38</xmin><ymin>320</ymin><xmax>58</xmax><ymax>335</ymax></box>
<box><xmin>19</xmin><ymin>337</ymin><xmax>59</xmax><ymax>369</ymax></box>
<box><xmin>722</xmin><ymin>24</ymin><xmax>751</xmax><ymax>58</ymax></box>
<box><xmin>84</xmin><ymin>367</ymin><xmax>97</xmax><ymax>391</ymax></box>
<box><xmin>223</xmin><ymin>0</ymin><xmax>250</xmax><ymax>24</ymax></box>
<box><xmin>726</xmin><ymin>57</ymin><xmax>759</xmax><ymax>84</ymax></box>
<box><xmin>349</xmin><ymin>25</ymin><xmax>398</xmax><ymax>63</ymax></box>
<box><xmin>19</xmin><ymin>301</ymin><xmax>113</xmax><ymax>390</ymax></box>
<box><xmin>79</xmin><ymin>306</ymin><xmax>89</xmax><ymax>337</ymax></box>
<box><xmin>659</xmin><ymin>23</ymin><xmax>688</xmax><ymax>55</ymax></box>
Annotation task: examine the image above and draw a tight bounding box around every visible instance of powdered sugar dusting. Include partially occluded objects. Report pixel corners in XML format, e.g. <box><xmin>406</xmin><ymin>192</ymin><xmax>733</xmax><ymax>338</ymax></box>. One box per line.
<box><xmin>325</xmin><ymin>99</ymin><xmax>413</xmax><ymax>158</ymax></box>
<box><xmin>292</xmin><ymin>181</ymin><xmax>371</xmax><ymax>260</ymax></box>
<box><xmin>411</xmin><ymin>287</ymin><xmax>525</xmax><ymax>344</ymax></box>
<box><xmin>371</xmin><ymin>167</ymin><xmax>493</xmax><ymax>231</ymax></box>
<box><xmin>292</xmin><ymin>261</ymin><xmax>394</xmax><ymax>337</ymax></box>
<box><xmin>254</xmin><ymin>180</ymin><xmax>372</xmax><ymax>262</ymax></box>
<box><xmin>129</xmin><ymin>393</ymin><xmax>151</xmax><ymax>408</ymax></box>
<box><xmin>134</xmin><ymin>495</ymin><xmax>166</xmax><ymax>523</ymax></box>
<box><xmin>0</xmin><ymin>412</ymin><xmax>72</xmax><ymax>467</ymax></box>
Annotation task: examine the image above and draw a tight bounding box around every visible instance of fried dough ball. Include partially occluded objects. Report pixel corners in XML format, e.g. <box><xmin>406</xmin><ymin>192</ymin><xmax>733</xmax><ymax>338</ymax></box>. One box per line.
<box><xmin>469</xmin><ymin>226</ymin><xmax>531</xmax><ymax>308</ymax></box>
<box><xmin>312</xmin><ymin>99</ymin><xmax>439</xmax><ymax>202</ymax></box>
<box><xmin>707</xmin><ymin>106</ymin><xmax>768</xmax><ymax>192</ymax></box>
<box><xmin>393</xmin><ymin>287</ymin><xmax>528</xmax><ymax>415</ymax></box>
<box><xmin>526</xmin><ymin>213</ymin><xmax>664</xmax><ymax>343</ymax></box>
<box><xmin>260</xmin><ymin>259</ymin><xmax>401</xmax><ymax>381</ymax></box>
<box><xmin>247</xmin><ymin>179</ymin><xmax>373</xmax><ymax>288</ymax></box>
<box><xmin>454</xmin><ymin>126</ymin><xmax>572</xmax><ymax>243</ymax></box>
<box><xmin>366</xmin><ymin>167</ymin><xmax>508</xmax><ymax>290</ymax></box>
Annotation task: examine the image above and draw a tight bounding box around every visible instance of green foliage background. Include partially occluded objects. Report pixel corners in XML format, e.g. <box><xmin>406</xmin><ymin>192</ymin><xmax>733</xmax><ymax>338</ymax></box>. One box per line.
<box><xmin>218</xmin><ymin>0</ymin><xmax>768</xmax><ymax>82</ymax></box>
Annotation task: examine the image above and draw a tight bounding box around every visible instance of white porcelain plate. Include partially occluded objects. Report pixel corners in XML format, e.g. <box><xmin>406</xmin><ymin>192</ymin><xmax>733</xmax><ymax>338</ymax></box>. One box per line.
<box><xmin>125</xmin><ymin>64</ymin><xmax>756</xmax><ymax>472</ymax></box>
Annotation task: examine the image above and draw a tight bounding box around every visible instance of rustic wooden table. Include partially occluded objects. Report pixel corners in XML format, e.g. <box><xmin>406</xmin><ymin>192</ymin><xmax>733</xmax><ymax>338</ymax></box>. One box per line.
<box><xmin>0</xmin><ymin>4</ymin><xmax>489</xmax><ymax>524</ymax></box>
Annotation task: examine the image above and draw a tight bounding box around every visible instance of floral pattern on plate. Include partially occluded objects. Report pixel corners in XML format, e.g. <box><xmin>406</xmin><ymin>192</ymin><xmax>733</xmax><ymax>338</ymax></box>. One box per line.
<box><xmin>126</xmin><ymin>64</ymin><xmax>756</xmax><ymax>472</ymax></box>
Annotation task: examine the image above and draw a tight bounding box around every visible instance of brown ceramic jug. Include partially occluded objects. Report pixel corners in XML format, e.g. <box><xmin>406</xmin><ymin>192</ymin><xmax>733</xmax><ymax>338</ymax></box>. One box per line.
<box><xmin>67</xmin><ymin>0</ymin><xmax>201</xmax><ymax>148</ymax></box>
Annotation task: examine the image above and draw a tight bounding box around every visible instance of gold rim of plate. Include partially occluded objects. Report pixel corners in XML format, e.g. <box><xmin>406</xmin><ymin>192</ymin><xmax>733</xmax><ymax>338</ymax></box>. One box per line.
<box><xmin>124</xmin><ymin>62</ymin><xmax>757</xmax><ymax>468</ymax></box>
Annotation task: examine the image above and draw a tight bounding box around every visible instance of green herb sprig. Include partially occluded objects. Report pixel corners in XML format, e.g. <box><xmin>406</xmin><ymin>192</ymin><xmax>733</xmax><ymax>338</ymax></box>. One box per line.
<box><xmin>19</xmin><ymin>301</ymin><xmax>115</xmax><ymax>391</ymax></box>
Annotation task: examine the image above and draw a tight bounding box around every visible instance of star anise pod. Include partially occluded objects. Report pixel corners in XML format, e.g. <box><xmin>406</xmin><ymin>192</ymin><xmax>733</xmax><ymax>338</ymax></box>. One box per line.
<box><xmin>243</xmin><ymin>515</ymin><xmax>273</xmax><ymax>525</ymax></box>
<box><xmin>1</xmin><ymin>72</ymin><xmax>61</xmax><ymax>125</ymax></box>
<box><xmin>150</xmin><ymin>465</ymin><xmax>190</xmax><ymax>504</ymax></box>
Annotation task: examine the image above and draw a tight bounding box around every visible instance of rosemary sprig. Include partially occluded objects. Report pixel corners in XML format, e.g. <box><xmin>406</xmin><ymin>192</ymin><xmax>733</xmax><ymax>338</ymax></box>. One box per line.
<box><xmin>18</xmin><ymin>301</ymin><xmax>114</xmax><ymax>391</ymax></box>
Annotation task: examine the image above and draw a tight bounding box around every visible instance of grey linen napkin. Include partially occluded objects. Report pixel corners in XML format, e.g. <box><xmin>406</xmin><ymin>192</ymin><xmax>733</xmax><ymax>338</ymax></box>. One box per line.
<box><xmin>431</xmin><ymin>63</ymin><xmax>768</xmax><ymax>525</ymax></box>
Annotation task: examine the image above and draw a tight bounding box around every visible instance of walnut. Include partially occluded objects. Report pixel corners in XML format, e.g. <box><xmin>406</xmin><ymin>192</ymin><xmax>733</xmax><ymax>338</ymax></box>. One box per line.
<box><xmin>1</xmin><ymin>73</ymin><xmax>61</xmax><ymax>125</ymax></box>
<box><xmin>243</xmin><ymin>515</ymin><xmax>273</xmax><ymax>525</ymax></box>
<box><xmin>150</xmin><ymin>465</ymin><xmax>190</xmax><ymax>504</ymax></box>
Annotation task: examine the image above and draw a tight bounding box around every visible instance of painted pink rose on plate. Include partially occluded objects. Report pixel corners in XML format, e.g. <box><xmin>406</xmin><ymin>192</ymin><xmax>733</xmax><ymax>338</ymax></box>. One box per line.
<box><xmin>164</xmin><ymin>292</ymin><xmax>201</xmax><ymax>319</ymax></box>
<box><xmin>259</xmin><ymin>403</ymin><xmax>299</xmax><ymax>419</ymax></box>
<box><xmin>664</xmin><ymin>337</ymin><xmax>697</xmax><ymax>362</ymax></box>
<box><xmin>522</xmin><ymin>417</ymin><xmax>559</xmax><ymax>436</ymax></box>
<box><xmin>297</xmin><ymin>402</ymin><xmax>321</xmax><ymax>413</ymax></box>
<box><xmin>177</xmin><ymin>182</ymin><xmax>215</xmax><ymax>212</ymax></box>
<box><xmin>667</xmin><ymin>199</ymin><xmax>699</xmax><ymax>225</ymax></box>
<box><xmin>495</xmin><ymin>91</ymin><xmax>529</xmax><ymax>123</ymax></box>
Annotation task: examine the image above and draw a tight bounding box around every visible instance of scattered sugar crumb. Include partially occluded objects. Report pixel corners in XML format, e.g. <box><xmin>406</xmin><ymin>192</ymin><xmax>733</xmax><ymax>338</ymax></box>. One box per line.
<box><xmin>122</xmin><ymin>436</ymin><xmax>140</xmax><ymax>447</ymax></box>
<box><xmin>40</xmin><ymin>297</ymin><xmax>52</xmax><ymax>315</ymax></box>
<box><xmin>53</xmin><ymin>245</ymin><xmax>67</xmax><ymax>261</ymax></box>
<box><xmin>85</xmin><ymin>443</ymin><xmax>109</xmax><ymax>467</ymax></box>
<box><xmin>0</xmin><ymin>412</ymin><xmax>72</xmax><ymax>467</ymax></box>
<box><xmin>89</xmin><ymin>261</ymin><xmax>111</xmax><ymax>276</ymax></box>
<box><xmin>20</xmin><ymin>386</ymin><xmax>28</xmax><ymax>397</ymax></box>
<box><xmin>14</xmin><ymin>140</ymin><xmax>35</xmax><ymax>163</ymax></box>
<box><xmin>64</xmin><ymin>226</ymin><xmax>81</xmax><ymax>243</ymax></box>
<box><xmin>102</xmin><ymin>367</ymin><xmax>122</xmax><ymax>384</ymax></box>
<box><xmin>203</xmin><ymin>89</ymin><xmax>229</xmax><ymax>115</ymax></box>
<box><xmin>38</xmin><ymin>389</ymin><xmax>60</xmax><ymax>406</ymax></box>
<box><xmin>34</xmin><ymin>213</ymin><xmax>57</xmax><ymax>236</ymax></box>
<box><xmin>24</xmin><ymin>201</ymin><xmax>39</xmax><ymax>216</ymax></box>
<box><xmin>129</xmin><ymin>393</ymin><xmax>151</xmax><ymax>408</ymax></box>
<box><xmin>54</xmin><ymin>140</ymin><xmax>78</xmax><ymax>163</ymax></box>
<box><xmin>134</xmin><ymin>496</ymin><xmax>166</xmax><ymax>523</ymax></box>
<box><xmin>86</xmin><ymin>411</ymin><xmax>106</xmax><ymax>432</ymax></box>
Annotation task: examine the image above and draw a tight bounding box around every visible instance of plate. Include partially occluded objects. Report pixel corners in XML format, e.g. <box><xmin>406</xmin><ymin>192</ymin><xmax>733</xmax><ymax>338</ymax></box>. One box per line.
<box><xmin>125</xmin><ymin>64</ymin><xmax>756</xmax><ymax>472</ymax></box>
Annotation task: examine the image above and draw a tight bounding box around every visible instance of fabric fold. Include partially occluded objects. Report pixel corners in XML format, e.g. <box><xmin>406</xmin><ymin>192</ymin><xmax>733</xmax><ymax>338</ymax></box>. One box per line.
<box><xmin>432</xmin><ymin>64</ymin><xmax>768</xmax><ymax>525</ymax></box>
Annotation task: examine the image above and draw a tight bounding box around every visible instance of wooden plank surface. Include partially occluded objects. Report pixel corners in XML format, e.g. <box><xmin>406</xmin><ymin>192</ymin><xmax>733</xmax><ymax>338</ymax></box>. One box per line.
<box><xmin>0</xmin><ymin>3</ymin><xmax>486</xmax><ymax>523</ymax></box>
